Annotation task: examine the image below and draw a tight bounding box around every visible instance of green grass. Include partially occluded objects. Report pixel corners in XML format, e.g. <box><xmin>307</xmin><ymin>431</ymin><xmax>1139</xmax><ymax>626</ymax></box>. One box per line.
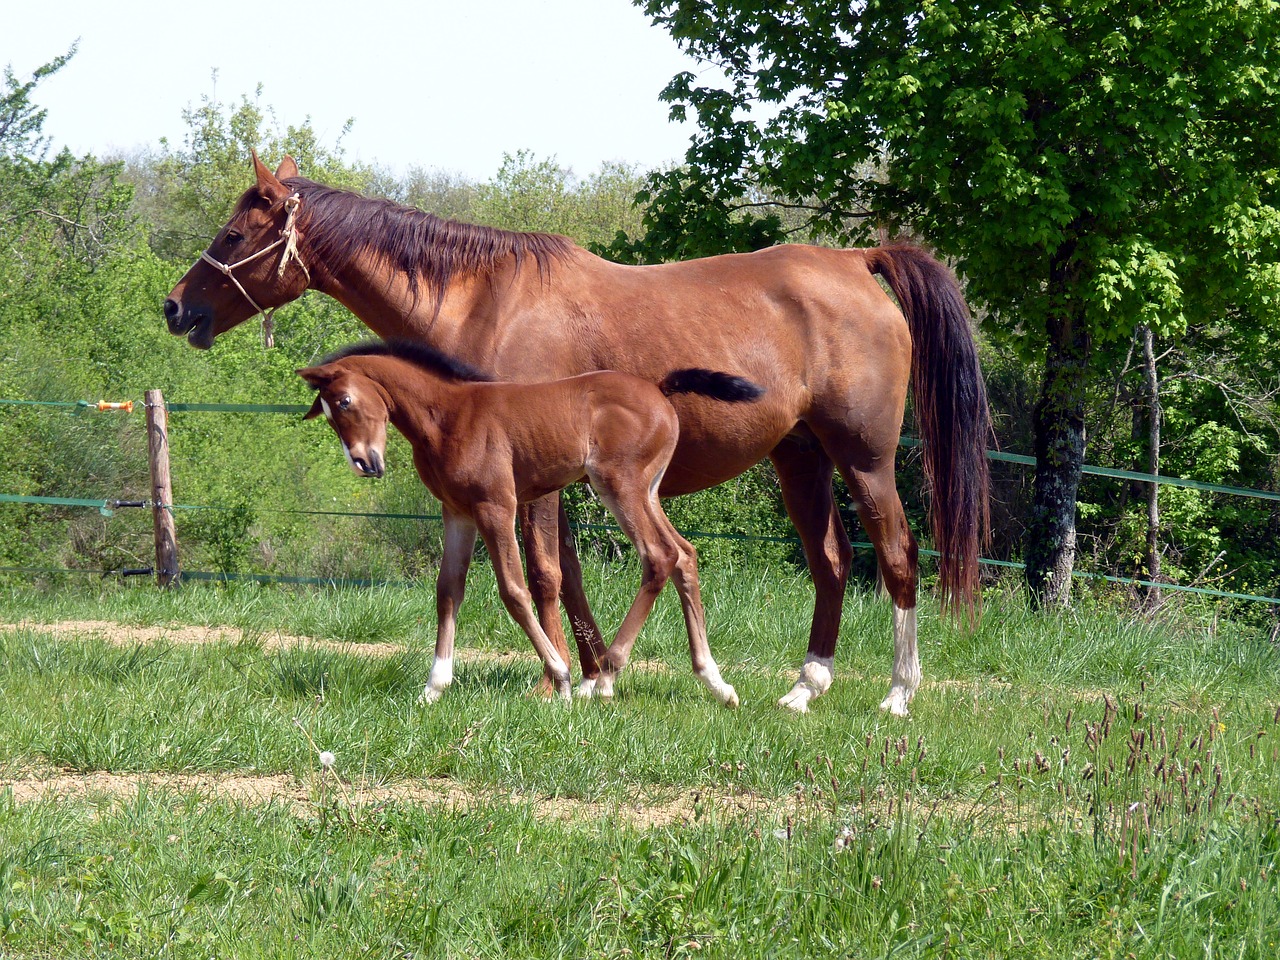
<box><xmin>0</xmin><ymin>569</ymin><xmax>1277</xmax><ymax>958</ymax></box>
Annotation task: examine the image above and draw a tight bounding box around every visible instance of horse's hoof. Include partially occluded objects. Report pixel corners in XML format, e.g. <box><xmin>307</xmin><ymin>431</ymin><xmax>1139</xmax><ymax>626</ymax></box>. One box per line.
<box><xmin>594</xmin><ymin>673</ymin><xmax>616</xmax><ymax>700</ymax></box>
<box><xmin>777</xmin><ymin>682</ymin><xmax>816</xmax><ymax>713</ymax></box>
<box><xmin>576</xmin><ymin>677</ymin><xmax>598</xmax><ymax>698</ymax></box>
<box><xmin>417</xmin><ymin>686</ymin><xmax>444</xmax><ymax>706</ymax></box>
<box><xmin>722</xmin><ymin>686</ymin><xmax>740</xmax><ymax>709</ymax></box>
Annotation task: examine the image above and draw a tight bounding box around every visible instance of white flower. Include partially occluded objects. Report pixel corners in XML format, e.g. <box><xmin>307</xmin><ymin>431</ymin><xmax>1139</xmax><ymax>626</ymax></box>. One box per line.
<box><xmin>318</xmin><ymin>750</ymin><xmax>336</xmax><ymax>769</ymax></box>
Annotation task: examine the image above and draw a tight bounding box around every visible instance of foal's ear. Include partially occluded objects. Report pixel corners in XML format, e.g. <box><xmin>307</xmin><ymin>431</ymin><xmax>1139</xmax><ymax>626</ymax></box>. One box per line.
<box><xmin>296</xmin><ymin>365</ymin><xmax>330</xmax><ymax>386</ymax></box>
<box><xmin>296</xmin><ymin>366</ymin><xmax>331</xmax><ymax>420</ymax></box>
<box><xmin>252</xmin><ymin>149</ymin><xmax>291</xmax><ymax>204</ymax></box>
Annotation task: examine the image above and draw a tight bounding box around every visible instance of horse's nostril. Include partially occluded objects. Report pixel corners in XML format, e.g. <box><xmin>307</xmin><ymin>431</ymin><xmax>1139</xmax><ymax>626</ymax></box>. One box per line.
<box><xmin>163</xmin><ymin>299</ymin><xmax>180</xmax><ymax>321</ymax></box>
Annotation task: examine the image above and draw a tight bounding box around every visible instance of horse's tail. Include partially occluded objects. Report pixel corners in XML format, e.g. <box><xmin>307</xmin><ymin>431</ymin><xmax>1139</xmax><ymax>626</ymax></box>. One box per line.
<box><xmin>660</xmin><ymin>369</ymin><xmax>764</xmax><ymax>403</ymax></box>
<box><xmin>864</xmin><ymin>244</ymin><xmax>991</xmax><ymax>621</ymax></box>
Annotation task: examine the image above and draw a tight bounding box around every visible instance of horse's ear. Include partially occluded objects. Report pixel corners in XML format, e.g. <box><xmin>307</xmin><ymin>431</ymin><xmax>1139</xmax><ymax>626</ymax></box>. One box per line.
<box><xmin>252</xmin><ymin>150</ymin><xmax>290</xmax><ymax>204</ymax></box>
<box><xmin>302</xmin><ymin>394</ymin><xmax>325</xmax><ymax>421</ymax></box>
<box><xmin>275</xmin><ymin>155</ymin><xmax>300</xmax><ymax>181</ymax></box>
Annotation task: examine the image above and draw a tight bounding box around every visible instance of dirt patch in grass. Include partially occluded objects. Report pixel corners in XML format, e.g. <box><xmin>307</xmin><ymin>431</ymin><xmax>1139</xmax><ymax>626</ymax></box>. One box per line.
<box><xmin>0</xmin><ymin>618</ymin><xmax>683</xmax><ymax>676</ymax></box>
<box><xmin>0</xmin><ymin>619</ymin><xmax>407</xmax><ymax>658</ymax></box>
<box><xmin>0</xmin><ymin>765</ymin><xmax>790</xmax><ymax>830</ymax></box>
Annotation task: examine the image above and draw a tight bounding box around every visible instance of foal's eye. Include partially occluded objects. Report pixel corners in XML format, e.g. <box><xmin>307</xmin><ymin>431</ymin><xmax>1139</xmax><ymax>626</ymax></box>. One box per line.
<box><xmin>338</xmin><ymin>396</ymin><xmax>352</xmax><ymax>411</ymax></box>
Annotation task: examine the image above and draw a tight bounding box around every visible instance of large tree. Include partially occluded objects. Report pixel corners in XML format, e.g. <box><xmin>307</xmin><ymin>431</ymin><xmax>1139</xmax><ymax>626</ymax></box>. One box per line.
<box><xmin>632</xmin><ymin>0</ymin><xmax>1280</xmax><ymax>605</ymax></box>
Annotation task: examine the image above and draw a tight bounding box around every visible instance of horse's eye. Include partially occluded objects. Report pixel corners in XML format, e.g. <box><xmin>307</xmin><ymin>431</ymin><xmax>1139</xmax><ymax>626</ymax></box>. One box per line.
<box><xmin>338</xmin><ymin>396</ymin><xmax>352</xmax><ymax>411</ymax></box>
<box><xmin>224</xmin><ymin>230</ymin><xmax>243</xmax><ymax>247</ymax></box>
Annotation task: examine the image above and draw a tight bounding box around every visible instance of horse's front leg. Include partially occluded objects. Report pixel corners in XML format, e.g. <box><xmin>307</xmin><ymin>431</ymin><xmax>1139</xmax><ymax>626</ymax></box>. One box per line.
<box><xmin>419</xmin><ymin>509</ymin><xmax>476</xmax><ymax>705</ymax></box>
<box><xmin>480</xmin><ymin>503</ymin><xmax>573</xmax><ymax>700</ymax></box>
<box><xmin>555</xmin><ymin>499</ymin><xmax>607</xmax><ymax>695</ymax></box>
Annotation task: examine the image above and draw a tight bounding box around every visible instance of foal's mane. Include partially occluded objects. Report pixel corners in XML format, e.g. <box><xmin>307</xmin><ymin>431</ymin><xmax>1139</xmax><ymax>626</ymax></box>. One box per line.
<box><xmin>239</xmin><ymin>178</ymin><xmax>575</xmax><ymax>312</ymax></box>
<box><xmin>321</xmin><ymin>339</ymin><xmax>496</xmax><ymax>383</ymax></box>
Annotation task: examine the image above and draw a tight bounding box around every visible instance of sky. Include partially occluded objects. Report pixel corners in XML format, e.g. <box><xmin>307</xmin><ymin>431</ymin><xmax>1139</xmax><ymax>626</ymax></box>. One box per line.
<box><xmin>4</xmin><ymin>0</ymin><xmax>713</xmax><ymax>180</ymax></box>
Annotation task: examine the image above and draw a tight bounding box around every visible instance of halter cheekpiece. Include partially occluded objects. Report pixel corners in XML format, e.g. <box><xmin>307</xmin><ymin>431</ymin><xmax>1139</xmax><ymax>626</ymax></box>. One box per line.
<box><xmin>199</xmin><ymin>192</ymin><xmax>309</xmax><ymax>345</ymax></box>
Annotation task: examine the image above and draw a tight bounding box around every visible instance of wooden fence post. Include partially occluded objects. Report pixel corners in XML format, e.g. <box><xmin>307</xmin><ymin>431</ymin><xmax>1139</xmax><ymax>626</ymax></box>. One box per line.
<box><xmin>145</xmin><ymin>389</ymin><xmax>179</xmax><ymax>587</ymax></box>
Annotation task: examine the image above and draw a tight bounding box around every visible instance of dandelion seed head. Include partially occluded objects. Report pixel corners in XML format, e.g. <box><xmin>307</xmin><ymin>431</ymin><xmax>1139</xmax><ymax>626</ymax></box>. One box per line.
<box><xmin>319</xmin><ymin>750</ymin><xmax>336</xmax><ymax>769</ymax></box>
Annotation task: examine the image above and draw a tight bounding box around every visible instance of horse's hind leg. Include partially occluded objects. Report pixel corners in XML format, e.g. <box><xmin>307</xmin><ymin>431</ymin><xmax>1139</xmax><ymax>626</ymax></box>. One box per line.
<box><xmin>828</xmin><ymin>451</ymin><xmax>920</xmax><ymax>718</ymax></box>
<box><xmin>771</xmin><ymin>440</ymin><xmax>853</xmax><ymax>713</ymax></box>
<box><xmin>480</xmin><ymin>502</ymin><xmax>573</xmax><ymax>700</ymax></box>
<box><xmin>849</xmin><ymin>467</ymin><xmax>919</xmax><ymax>716</ymax></box>
<box><xmin>519</xmin><ymin>495</ymin><xmax>587</xmax><ymax>695</ymax></box>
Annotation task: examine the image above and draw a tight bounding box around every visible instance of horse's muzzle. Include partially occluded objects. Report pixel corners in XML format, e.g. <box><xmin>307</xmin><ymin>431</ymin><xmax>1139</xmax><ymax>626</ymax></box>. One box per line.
<box><xmin>163</xmin><ymin>299</ymin><xmax>215</xmax><ymax>349</ymax></box>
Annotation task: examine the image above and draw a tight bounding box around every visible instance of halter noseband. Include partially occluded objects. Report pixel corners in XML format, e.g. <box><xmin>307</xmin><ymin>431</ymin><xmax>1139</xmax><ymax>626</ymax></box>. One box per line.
<box><xmin>199</xmin><ymin>192</ymin><xmax>310</xmax><ymax>344</ymax></box>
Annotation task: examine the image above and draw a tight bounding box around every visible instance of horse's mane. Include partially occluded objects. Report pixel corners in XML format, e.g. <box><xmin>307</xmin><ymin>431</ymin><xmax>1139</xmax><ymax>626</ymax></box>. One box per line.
<box><xmin>240</xmin><ymin>178</ymin><xmax>575</xmax><ymax>312</ymax></box>
<box><xmin>320</xmin><ymin>339</ymin><xmax>496</xmax><ymax>383</ymax></box>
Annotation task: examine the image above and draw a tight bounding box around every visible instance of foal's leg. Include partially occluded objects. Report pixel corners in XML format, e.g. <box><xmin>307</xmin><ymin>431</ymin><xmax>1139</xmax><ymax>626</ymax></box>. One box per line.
<box><xmin>479</xmin><ymin>503</ymin><xmax>573</xmax><ymax>700</ymax></box>
<box><xmin>771</xmin><ymin>441</ymin><xmax>853</xmax><ymax>713</ymax></box>
<box><xmin>589</xmin><ymin>481</ymin><xmax>678</xmax><ymax>700</ymax></box>
<box><xmin>658</xmin><ymin>518</ymin><xmax>738</xmax><ymax>707</ymax></box>
<box><xmin>419</xmin><ymin>509</ymin><xmax>477</xmax><ymax>705</ymax></box>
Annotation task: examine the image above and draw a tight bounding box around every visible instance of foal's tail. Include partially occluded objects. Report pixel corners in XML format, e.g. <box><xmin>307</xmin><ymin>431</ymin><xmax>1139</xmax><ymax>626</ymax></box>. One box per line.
<box><xmin>660</xmin><ymin>369</ymin><xmax>764</xmax><ymax>403</ymax></box>
<box><xmin>864</xmin><ymin>245</ymin><xmax>991</xmax><ymax>621</ymax></box>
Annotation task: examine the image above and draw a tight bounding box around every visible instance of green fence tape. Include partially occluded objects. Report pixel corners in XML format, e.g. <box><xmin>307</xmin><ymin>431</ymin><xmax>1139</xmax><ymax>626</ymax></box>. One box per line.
<box><xmin>0</xmin><ymin>492</ymin><xmax>116</xmax><ymax>516</ymax></box>
<box><xmin>6</xmin><ymin>396</ymin><xmax>1280</xmax><ymax>605</ymax></box>
<box><xmin>0</xmin><ymin>398</ymin><xmax>99</xmax><ymax>409</ymax></box>
<box><xmin>166</xmin><ymin>402</ymin><xmax>310</xmax><ymax>414</ymax></box>
<box><xmin>898</xmin><ymin>436</ymin><xmax>1280</xmax><ymax>502</ymax></box>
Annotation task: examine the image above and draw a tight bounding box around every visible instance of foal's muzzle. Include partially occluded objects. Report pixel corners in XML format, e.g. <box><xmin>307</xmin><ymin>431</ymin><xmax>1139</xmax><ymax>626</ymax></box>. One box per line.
<box><xmin>352</xmin><ymin>450</ymin><xmax>384</xmax><ymax>478</ymax></box>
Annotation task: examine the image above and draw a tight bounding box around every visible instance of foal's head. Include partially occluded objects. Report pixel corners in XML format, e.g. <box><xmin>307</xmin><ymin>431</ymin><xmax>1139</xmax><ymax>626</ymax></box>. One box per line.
<box><xmin>298</xmin><ymin>340</ymin><xmax>494</xmax><ymax>479</ymax></box>
<box><xmin>297</xmin><ymin>362</ymin><xmax>392</xmax><ymax>479</ymax></box>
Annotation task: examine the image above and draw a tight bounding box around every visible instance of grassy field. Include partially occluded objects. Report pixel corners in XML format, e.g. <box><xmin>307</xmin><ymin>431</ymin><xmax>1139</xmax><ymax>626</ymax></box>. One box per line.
<box><xmin>0</xmin><ymin>565</ymin><xmax>1277</xmax><ymax>959</ymax></box>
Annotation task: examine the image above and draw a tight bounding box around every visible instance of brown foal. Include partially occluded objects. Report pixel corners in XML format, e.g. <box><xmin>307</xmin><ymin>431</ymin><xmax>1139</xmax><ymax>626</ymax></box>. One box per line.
<box><xmin>297</xmin><ymin>340</ymin><xmax>762</xmax><ymax>705</ymax></box>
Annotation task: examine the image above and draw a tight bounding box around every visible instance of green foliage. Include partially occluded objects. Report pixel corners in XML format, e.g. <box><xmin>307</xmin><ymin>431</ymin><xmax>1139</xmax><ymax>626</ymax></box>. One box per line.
<box><xmin>125</xmin><ymin>77</ymin><xmax>372</xmax><ymax>262</ymax></box>
<box><xmin>473</xmin><ymin>149</ymin><xmax>648</xmax><ymax>249</ymax></box>
<box><xmin>633</xmin><ymin>0</ymin><xmax>1280</xmax><ymax>601</ymax></box>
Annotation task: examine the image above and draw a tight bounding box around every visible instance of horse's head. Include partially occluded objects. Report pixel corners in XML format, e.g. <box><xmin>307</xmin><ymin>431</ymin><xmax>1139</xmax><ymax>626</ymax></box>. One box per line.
<box><xmin>297</xmin><ymin>362</ymin><xmax>391</xmax><ymax>479</ymax></box>
<box><xmin>164</xmin><ymin>153</ymin><xmax>311</xmax><ymax>349</ymax></box>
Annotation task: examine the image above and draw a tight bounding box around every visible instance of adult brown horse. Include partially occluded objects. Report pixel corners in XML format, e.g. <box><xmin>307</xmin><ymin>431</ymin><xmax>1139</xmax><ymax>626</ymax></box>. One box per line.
<box><xmin>164</xmin><ymin>154</ymin><xmax>991</xmax><ymax>716</ymax></box>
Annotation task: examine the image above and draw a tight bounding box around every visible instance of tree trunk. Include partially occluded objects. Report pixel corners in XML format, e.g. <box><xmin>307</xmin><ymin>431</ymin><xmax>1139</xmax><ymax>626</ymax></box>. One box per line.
<box><xmin>1025</xmin><ymin>312</ymin><xmax>1090</xmax><ymax>607</ymax></box>
<box><xmin>1139</xmin><ymin>325</ymin><xmax>1161</xmax><ymax>606</ymax></box>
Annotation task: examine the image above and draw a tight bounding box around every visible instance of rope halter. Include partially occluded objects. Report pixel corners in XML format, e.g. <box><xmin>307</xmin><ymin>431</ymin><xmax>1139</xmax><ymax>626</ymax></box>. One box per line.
<box><xmin>199</xmin><ymin>193</ymin><xmax>310</xmax><ymax>345</ymax></box>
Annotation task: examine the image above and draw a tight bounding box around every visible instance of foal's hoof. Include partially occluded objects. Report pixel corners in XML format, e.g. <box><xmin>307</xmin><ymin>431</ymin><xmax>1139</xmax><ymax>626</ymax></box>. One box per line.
<box><xmin>878</xmin><ymin>688</ymin><xmax>912</xmax><ymax>718</ymax></box>
<box><xmin>720</xmin><ymin>686</ymin><xmax>740</xmax><ymax>709</ymax></box>
<box><xmin>576</xmin><ymin>676</ymin><xmax>598</xmax><ymax>698</ymax></box>
<box><xmin>417</xmin><ymin>686</ymin><xmax>445</xmax><ymax>706</ymax></box>
<box><xmin>531</xmin><ymin>675</ymin><xmax>561</xmax><ymax>700</ymax></box>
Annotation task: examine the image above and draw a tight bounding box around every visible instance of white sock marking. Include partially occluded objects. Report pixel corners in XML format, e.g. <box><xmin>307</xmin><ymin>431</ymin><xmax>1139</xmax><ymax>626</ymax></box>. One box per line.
<box><xmin>879</xmin><ymin>604</ymin><xmax>919</xmax><ymax>717</ymax></box>
<box><xmin>778</xmin><ymin>654</ymin><xmax>834</xmax><ymax>713</ymax></box>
